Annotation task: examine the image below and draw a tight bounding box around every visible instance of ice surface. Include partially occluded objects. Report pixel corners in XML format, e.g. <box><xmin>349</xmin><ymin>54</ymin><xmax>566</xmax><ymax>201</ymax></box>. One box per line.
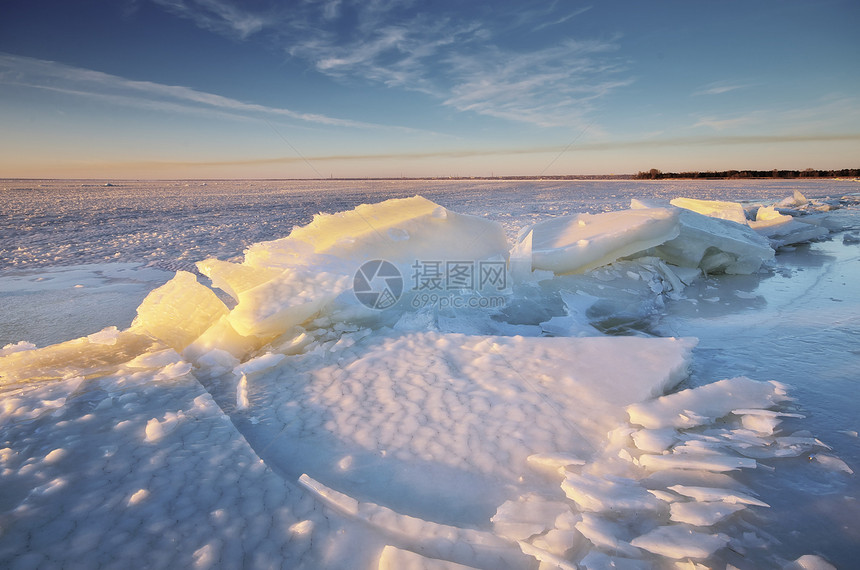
<box><xmin>517</xmin><ymin>207</ymin><xmax>680</xmax><ymax>274</ymax></box>
<box><xmin>1</xmin><ymin>180</ymin><xmax>856</xmax><ymax>569</ymax></box>
<box><xmin>245</xmin><ymin>331</ymin><xmax>696</xmax><ymax>484</ymax></box>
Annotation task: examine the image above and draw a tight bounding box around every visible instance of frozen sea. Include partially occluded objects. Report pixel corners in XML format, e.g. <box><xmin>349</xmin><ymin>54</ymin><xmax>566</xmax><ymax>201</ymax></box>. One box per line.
<box><xmin>0</xmin><ymin>178</ymin><xmax>858</xmax><ymax>569</ymax></box>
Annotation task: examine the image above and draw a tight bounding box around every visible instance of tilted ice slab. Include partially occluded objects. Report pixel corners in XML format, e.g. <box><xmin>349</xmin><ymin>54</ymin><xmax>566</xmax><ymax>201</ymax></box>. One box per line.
<box><xmin>626</xmin><ymin>376</ymin><xmax>791</xmax><ymax>429</ymax></box>
<box><xmin>649</xmin><ymin>208</ymin><xmax>775</xmax><ymax>274</ymax></box>
<box><xmin>629</xmin><ymin>525</ymin><xmax>730</xmax><ymax>560</ymax></box>
<box><xmin>749</xmin><ymin>207</ymin><xmax>830</xmax><ymax>247</ymax></box>
<box><xmin>669</xmin><ymin>195</ymin><xmax>831</xmax><ymax>249</ymax></box>
<box><xmin>245</xmin><ymin>195</ymin><xmax>508</xmax><ymax>269</ymax></box>
<box><xmin>562</xmin><ymin>473</ymin><xmax>663</xmax><ymax>512</ymax></box>
<box><xmin>377</xmin><ymin>545</ymin><xmax>483</xmax><ymax>570</ymax></box>
<box><xmin>193</xmin><ymin>195</ymin><xmax>509</xmax><ymax>345</ymax></box>
<box><xmin>516</xmin><ymin>207</ymin><xmax>680</xmax><ymax>274</ymax></box>
<box><xmin>670</xmin><ymin>197</ymin><xmax>748</xmax><ymax>225</ymax></box>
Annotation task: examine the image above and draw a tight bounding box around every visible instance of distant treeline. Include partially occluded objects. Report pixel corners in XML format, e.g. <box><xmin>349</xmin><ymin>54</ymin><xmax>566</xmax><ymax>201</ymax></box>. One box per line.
<box><xmin>635</xmin><ymin>168</ymin><xmax>860</xmax><ymax>180</ymax></box>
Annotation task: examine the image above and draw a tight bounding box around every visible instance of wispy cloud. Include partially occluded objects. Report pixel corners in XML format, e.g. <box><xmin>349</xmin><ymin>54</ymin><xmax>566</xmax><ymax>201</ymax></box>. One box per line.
<box><xmin>150</xmin><ymin>0</ymin><xmax>272</xmax><ymax>39</ymax></box>
<box><xmin>692</xmin><ymin>114</ymin><xmax>761</xmax><ymax>130</ymax></box>
<box><xmin>443</xmin><ymin>38</ymin><xmax>630</xmax><ymax>128</ymax></box>
<box><xmin>0</xmin><ymin>53</ymin><xmax>407</xmax><ymax>130</ymax></box>
<box><xmin>690</xmin><ymin>95</ymin><xmax>860</xmax><ymax>133</ymax></box>
<box><xmin>692</xmin><ymin>80</ymin><xmax>751</xmax><ymax>96</ymax></box>
<box><xmin>288</xmin><ymin>13</ymin><xmax>482</xmax><ymax>96</ymax></box>
<box><xmin>153</xmin><ymin>0</ymin><xmax>631</xmax><ymax>129</ymax></box>
<box><xmin>532</xmin><ymin>6</ymin><xmax>593</xmax><ymax>32</ymax></box>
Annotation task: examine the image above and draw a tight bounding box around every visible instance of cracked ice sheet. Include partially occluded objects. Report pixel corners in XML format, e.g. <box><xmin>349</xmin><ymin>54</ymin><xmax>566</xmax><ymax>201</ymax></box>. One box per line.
<box><xmin>0</xmin><ymin>366</ymin><xmax>381</xmax><ymax>570</ymax></box>
<box><xmin>212</xmin><ymin>331</ymin><xmax>695</xmax><ymax>531</ymax></box>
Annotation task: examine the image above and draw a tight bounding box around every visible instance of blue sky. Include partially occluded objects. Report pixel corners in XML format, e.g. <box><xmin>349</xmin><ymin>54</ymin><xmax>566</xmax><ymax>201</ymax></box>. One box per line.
<box><xmin>1</xmin><ymin>0</ymin><xmax>858</xmax><ymax>178</ymax></box>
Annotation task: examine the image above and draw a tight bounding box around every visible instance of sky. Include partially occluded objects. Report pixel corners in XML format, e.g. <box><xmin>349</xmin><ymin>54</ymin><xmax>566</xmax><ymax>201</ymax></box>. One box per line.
<box><xmin>1</xmin><ymin>0</ymin><xmax>858</xmax><ymax>179</ymax></box>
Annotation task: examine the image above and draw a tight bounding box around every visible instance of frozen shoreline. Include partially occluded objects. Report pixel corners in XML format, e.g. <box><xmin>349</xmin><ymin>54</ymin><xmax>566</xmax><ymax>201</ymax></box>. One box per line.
<box><xmin>1</xmin><ymin>181</ymin><xmax>858</xmax><ymax>568</ymax></box>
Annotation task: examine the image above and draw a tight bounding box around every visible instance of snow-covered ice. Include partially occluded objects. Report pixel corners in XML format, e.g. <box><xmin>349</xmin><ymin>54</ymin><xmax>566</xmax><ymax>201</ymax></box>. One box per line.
<box><xmin>1</xmin><ymin>179</ymin><xmax>858</xmax><ymax>569</ymax></box>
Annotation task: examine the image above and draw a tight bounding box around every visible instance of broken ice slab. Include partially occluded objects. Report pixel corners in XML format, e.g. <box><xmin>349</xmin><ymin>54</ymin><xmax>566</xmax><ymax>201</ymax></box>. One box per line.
<box><xmin>243</xmin><ymin>196</ymin><xmax>509</xmax><ymax>270</ymax></box>
<box><xmin>577</xmin><ymin>551</ymin><xmax>652</xmax><ymax>570</ymax></box>
<box><xmin>561</xmin><ymin>473</ymin><xmax>663</xmax><ymax>512</ymax></box>
<box><xmin>630</xmin><ymin>525</ymin><xmax>730</xmax><ymax>559</ymax></box>
<box><xmin>653</xmin><ymin>209</ymin><xmax>774</xmax><ymax>274</ymax></box>
<box><xmin>195</xmin><ymin>196</ymin><xmax>510</xmax><ymax>341</ymax></box>
<box><xmin>631</xmin><ymin>428</ymin><xmax>680</xmax><ymax>453</ymax></box>
<box><xmin>777</xmin><ymin>190</ymin><xmax>810</xmax><ymax>209</ymax></box>
<box><xmin>491</xmin><ymin>494</ymin><xmax>572</xmax><ymax>541</ymax></box>
<box><xmin>666</xmin><ymin>485</ymin><xmax>769</xmax><ymax>507</ymax></box>
<box><xmin>0</xmin><ymin>330</ymin><xmax>156</xmax><ymax>384</ymax></box>
<box><xmin>669</xmin><ymin>197</ymin><xmax>748</xmax><ymax>225</ymax></box>
<box><xmin>516</xmin><ymin>540</ymin><xmax>578</xmax><ymax>570</ymax></box>
<box><xmin>638</xmin><ymin>452</ymin><xmax>757</xmax><ymax>472</ymax></box>
<box><xmin>132</xmin><ymin>271</ymin><xmax>229</xmax><ymax>351</ymax></box>
<box><xmin>574</xmin><ymin>513</ymin><xmax>643</xmax><ymax>557</ymax></box>
<box><xmin>626</xmin><ymin>376</ymin><xmax>791</xmax><ymax>430</ymax></box>
<box><xmin>668</xmin><ymin>501</ymin><xmax>746</xmax><ymax>526</ymax></box>
<box><xmin>196</xmin><ymin>258</ymin><xmax>281</xmax><ymax>302</ymax></box>
<box><xmin>517</xmin><ymin>207</ymin><xmax>680</xmax><ymax>274</ymax></box>
<box><xmin>377</xmin><ymin>545</ymin><xmax>481</xmax><ymax>570</ymax></box>
<box><xmin>750</xmin><ymin>215</ymin><xmax>830</xmax><ymax>248</ymax></box>
<box><xmin>224</xmin><ymin>266</ymin><xmax>350</xmax><ymax>338</ymax></box>
<box><xmin>526</xmin><ymin>452</ymin><xmax>587</xmax><ymax>472</ymax></box>
<box><xmin>298</xmin><ymin>474</ymin><xmax>526</xmax><ymax>569</ymax></box>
